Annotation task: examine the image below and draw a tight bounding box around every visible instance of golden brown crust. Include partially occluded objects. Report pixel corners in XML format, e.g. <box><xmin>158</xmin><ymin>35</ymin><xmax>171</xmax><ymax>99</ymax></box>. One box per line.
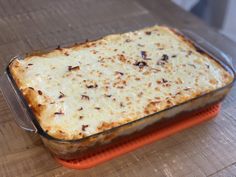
<box><xmin>22</xmin><ymin>88</ymin><xmax>47</xmax><ymax>118</ymax></box>
<box><xmin>9</xmin><ymin>60</ymin><xmax>24</xmax><ymax>88</ymax></box>
<box><xmin>9</xmin><ymin>60</ymin><xmax>48</xmax><ymax>121</ymax></box>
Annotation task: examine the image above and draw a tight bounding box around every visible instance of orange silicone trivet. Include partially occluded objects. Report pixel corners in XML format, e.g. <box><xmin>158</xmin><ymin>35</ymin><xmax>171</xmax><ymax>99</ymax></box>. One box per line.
<box><xmin>56</xmin><ymin>104</ymin><xmax>220</xmax><ymax>169</ymax></box>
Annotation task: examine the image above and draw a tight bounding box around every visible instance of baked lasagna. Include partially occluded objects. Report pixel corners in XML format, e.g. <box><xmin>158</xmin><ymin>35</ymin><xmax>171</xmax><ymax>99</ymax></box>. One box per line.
<box><xmin>9</xmin><ymin>26</ymin><xmax>233</xmax><ymax>140</ymax></box>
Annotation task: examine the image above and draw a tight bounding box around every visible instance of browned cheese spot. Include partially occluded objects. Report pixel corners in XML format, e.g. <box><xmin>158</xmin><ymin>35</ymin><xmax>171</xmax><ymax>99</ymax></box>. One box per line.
<box><xmin>145</xmin><ymin>31</ymin><xmax>152</xmax><ymax>35</ymax></box>
<box><xmin>58</xmin><ymin>91</ymin><xmax>65</xmax><ymax>98</ymax></box>
<box><xmin>78</xmin><ymin>107</ymin><xmax>83</xmax><ymax>111</ymax></box>
<box><xmin>188</xmin><ymin>64</ymin><xmax>196</xmax><ymax>68</ymax></box>
<box><xmin>81</xmin><ymin>95</ymin><xmax>90</xmax><ymax>100</ymax></box>
<box><xmin>120</xmin><ymin>102</ymin><xmax>124</xmax><ymax>107</ymax></box>
<box><xmin>104</xmin><ymin>94</ymin><xmax>112</xmax><ymax>97</ymax></box>
<box><xmin>125</xmin><ymin>39</ymin><xmax>132</xmax><ymax>42</ymax></box>
<box><xmin>64</xmin><ymin>51</ymin><xmax>69</xmax><ymax>56</ymax></box>
<box><xmin>86</xmin><ymin>83</ymin><xmax>98</xmax><ymax>89</ymax></box>
<box><xmin>133</xmin><ymin>61</ymin><xmax>148</xmax><ymax>69</ymax></box>
<box><xmin>138</xmin><ymin>44</ymin><xmax>144</xmax><ymax>47</ymax></box>
<box><xmin>118</xmin><ymin>54</ymin><xmax>126</xmax><ymax>62</ymax></box>
<box><xmin>38</xmin><ymin>90</ymin><xmax>43</xmax><ymax>95</ymax></box>
<box><xmin>144</xmin><ymin>101</ymin><xmax>161</xmax><ymax>114</ymax></box>
<box><xmin>68</xmin><ymin>66</ymin><xmax>80</xmax><ymax>71</ymax></box>
<box><xmin>82</xmin><ymin>124</ymin><xmax>89</xmax><ymax>131</ymax></box>
<box><xmin>115</xmin><ymin>71</ymin><xmax>124</xmax><ymax>76</ymax></box>
<box><xmin>54</xmin><ymin>111</ymin><xmax>64</xmax><ymax>115</ymax></box>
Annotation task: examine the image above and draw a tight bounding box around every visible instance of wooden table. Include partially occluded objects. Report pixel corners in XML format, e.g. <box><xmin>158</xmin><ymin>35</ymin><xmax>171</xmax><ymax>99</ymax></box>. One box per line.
<box><xmin>0</xmin><ymin>0</ymin><xmax>236</xmax><ymax>176</ymax></box>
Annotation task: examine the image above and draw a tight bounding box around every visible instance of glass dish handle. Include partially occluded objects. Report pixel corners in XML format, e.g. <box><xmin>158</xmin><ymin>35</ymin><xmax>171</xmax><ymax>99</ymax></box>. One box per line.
<box><xmin>0</xmin><ymin>72</ymin><xmax>37</xmax><ymax>132</ymax></box>
<box><xmin>181</xmin><ymin>30</ymin><xmax>236</xmax><ymax>77</ymax></box>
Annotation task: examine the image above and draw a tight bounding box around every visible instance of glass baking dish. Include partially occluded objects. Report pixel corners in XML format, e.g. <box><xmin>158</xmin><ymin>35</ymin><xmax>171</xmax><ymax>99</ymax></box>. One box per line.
<box><xmin>0</xmin><ymin>29</ymin><xmax>235</xmax><ymax>160</ymax></box>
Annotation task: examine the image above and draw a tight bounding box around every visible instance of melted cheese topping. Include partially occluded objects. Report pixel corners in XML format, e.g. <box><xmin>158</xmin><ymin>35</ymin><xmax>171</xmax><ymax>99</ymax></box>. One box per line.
<box><xmin>10</xmin><ymin>26</ymin><xmax>233</xmax><ymax>140</ymax></box>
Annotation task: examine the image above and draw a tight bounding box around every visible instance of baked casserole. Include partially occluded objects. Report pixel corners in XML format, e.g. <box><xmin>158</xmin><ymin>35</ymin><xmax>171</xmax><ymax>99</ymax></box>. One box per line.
<box><xmin>9</xmin><ymin>25</ymin><xmax>233</xmax><ymax>141</ymax></box>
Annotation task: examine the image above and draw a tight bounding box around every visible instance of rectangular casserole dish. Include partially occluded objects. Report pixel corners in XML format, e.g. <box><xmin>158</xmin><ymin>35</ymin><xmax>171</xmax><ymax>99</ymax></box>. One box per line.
<box><xmin>0</xmin><ymin>26</ymin><xmax>235</xmax><ymax>160</ymax></box>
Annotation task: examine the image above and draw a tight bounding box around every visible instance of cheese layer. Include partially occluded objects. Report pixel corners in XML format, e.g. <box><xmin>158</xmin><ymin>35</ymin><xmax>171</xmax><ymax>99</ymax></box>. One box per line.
<box><xmin>10</xmin><ymin>26</ymin><xmax>233</xmax><ymax>140</ymax></box>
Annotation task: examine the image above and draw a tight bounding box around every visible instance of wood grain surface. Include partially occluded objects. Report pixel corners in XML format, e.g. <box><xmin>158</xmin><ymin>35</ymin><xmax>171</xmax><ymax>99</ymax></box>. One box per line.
<box><xmin>0</xmin><ymin>0</ymin><xmax>236</xmax><ymax>176</ymax></box>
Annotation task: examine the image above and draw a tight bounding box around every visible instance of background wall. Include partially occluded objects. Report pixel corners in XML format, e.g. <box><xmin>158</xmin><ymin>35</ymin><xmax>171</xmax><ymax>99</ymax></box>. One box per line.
<box><xmin>172</xmin><ymin>0</ymin><xmax>236</xmax><ymax>43</ymax></box>
<box><xmin>221</xmin><ymin>0</ymin><xmax>236</xmax><ymax>42</ymax></box>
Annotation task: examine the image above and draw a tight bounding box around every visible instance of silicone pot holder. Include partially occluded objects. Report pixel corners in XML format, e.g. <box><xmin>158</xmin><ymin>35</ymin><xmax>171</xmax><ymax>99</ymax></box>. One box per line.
<box><xmin>56</xmin><ymin>104</ymin><xmax>220</xmax><ymax>169</ymax></box>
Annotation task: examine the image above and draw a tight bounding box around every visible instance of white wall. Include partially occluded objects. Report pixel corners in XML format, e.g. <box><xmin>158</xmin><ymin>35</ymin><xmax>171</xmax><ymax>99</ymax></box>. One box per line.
<box><xmin>172</xmin><ymin>0</ymin><xmax>236</xmax><ymax>43</ymax></box>
<box><xmin>220</xmin><ymin>0</ymin><xmax>236</xmax><ymax>42</ymax></box>
<box><xmin>171</xmin><ymin>0</ymin><xmax>199</xmax><ymax>11</ymax></box>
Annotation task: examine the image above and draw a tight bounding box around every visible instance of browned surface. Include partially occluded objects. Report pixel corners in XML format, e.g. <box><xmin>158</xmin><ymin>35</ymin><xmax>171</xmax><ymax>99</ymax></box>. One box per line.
<box><xmin>8</xmin><ymin>25</ymin><xmax>234</xmax><ymax>141</ymax></box>
<box><xmin>0</xmin><ymin>0</ymin><xmax>236</xmax><ymax>176</ymax></box>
